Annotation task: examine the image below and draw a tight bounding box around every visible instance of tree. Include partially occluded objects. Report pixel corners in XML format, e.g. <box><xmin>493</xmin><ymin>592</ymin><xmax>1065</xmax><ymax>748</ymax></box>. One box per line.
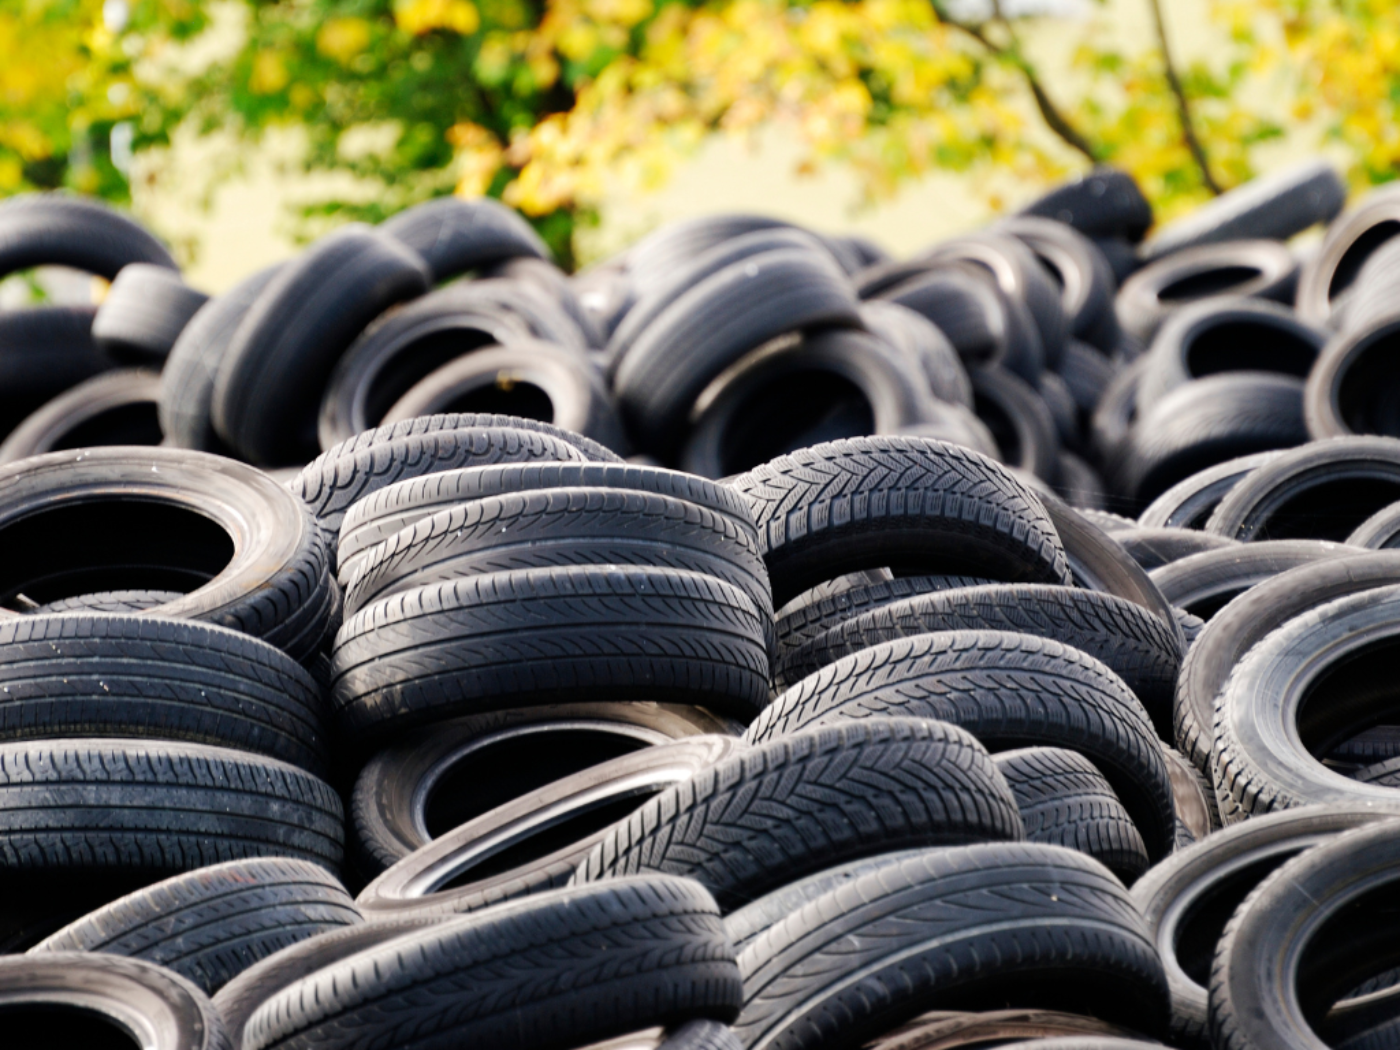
<box><xmin>0</xmin><ymin>0</ymin><xmax>1389</xmax><ymax>265</ymax></box>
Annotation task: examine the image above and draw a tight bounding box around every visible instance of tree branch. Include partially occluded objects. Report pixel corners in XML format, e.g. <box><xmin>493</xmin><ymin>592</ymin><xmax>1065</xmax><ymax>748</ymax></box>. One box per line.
<box><xmin>1145</xmin><ymin>0</ymin><xmax>1223</xmax><ymax>194</ymax></box>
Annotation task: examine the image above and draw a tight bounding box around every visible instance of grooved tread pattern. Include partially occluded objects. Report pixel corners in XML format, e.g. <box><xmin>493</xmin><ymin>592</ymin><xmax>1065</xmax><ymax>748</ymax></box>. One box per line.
<box><xmin>0</xmin><ymin>614</ymin><xmax>331</xmax><ymax>775</ymax></box>
<box><xmin>993</xmin><ymin>748</ymin><xmax>1149</xmax><ymax>881</ymax></box>
<box><xmin>243</xmin><ymin>876</ymin><xmax>742</xmax><ymax>1050</ymax></box>
<box><xmin>0</xmin><ymin>738</ymin><xmax>343</xmax><ymax>873</ymax></box>
<box><xmin>572</xmin><ymin>718</ymin><xmax>1023</xmax><ymax>911</ymax></box>
<box><xmin>746</xmin><ymin>631</ymin><xmax>1175</xmax><ymax>861</ymax></box>
<box><xmin>731</xmin><ymin>437</ymin><xmax>1072</xmax><ymax>607</ymax></box>
<box><xmin>34</xmin><ymin>589</ymin><xmax>185</xmax><ymax>613</ymax></box>
<box><xmin>332</xmin><ymin>566</ymin><xmax>771</xmax><ymax>734</ymax></box>
<box><xmin>31</xmin><ymin>857</ymin><xmax>362</xmax><ymax>993</ymax></box>
<box><xmin>777</xmin><ymin>584</ymin><xmax>1181</xmax><ymax>726</ymax></box>
<box><xmin>734</xmin><ymin>843</ymin><xmax>1168</xmax><ymax>1050</ymax></box>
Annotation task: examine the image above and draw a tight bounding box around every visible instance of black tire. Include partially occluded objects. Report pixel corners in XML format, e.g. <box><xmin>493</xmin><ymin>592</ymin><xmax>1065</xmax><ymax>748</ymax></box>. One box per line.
<box><xmin>0</xmin><ymin>613</ymin><xmax>331</xmax><ymax>774</ymax></box>
<box><xmin>1001</xmin><ymin>216</ymin><xmax>1123</xmax><ymax>353</ymax></box>
<box><xmin>31</xmin><ymin>857</ymin><xmax>361</xmax><ymax>994</ymax></box>
<box><xmin>1137</xmin><ymin>450</ymin><xmax>1283</xmax><ymax>529</ymax></box>
<box><xmin>0</xmin><ymin>193</ymin><xmax>177</xmax><ymax>279</ymax></box>
<box><xmin>1136</xmin><ymin>297</ymin><xmax>1324</xmax><ymax>409</ymax></box>
<box><xmin>1079</xmin><ymin>509</ymin><xmax>1137</xmax><ymax>533</ymax></box>
<box><xmin>1296</xmin><ymin>183</ymin><xmax>1400</xmax><ymax>326</ymax></box>
<box><xmin>895</xmin><ymin>404</ymin><xmax>1002</xmax><ymax>461</ymax></box>
<box><xmin>33</xmin><ymin>588</ymin><xmax>184</xmax><ymax>613</ymax></box>
<box><xmin>573</xmin><ymin>718</ymin><xmax>1023</xmax><ymax>912</ymax></box>
<box><xmin>1131</xmin><ymin>803</ymin><xmax>1400</xmax><ymax>1048</ymax></box>
<box><xmin>733</xmin><ymin>843</ymin><xmax>1168</xmax><ymax>1050</ymax></box>
<box><xmin>1116</xmin><ymin>240</ymin><xmax>1299</xmax><ymax>344</ymax></box>
<box><xmin>1304</xmin><ymin>314</ymin><xmax>1400</xmax><ymax>441</ymax></box>
<box><xmin>379</xmin><ymin>195</ymin><xmax>548</xmax><ymax>281</ymax></box>
<box><xmin>1162</xmin><ymin>741</ymin><xmax>1215</xmax><ymax>840</ymax></box>
<box><xmin>0</xmin><ymin>447</ymin><xmax>333</xmax><ymax>661</ymax></box>
<box><xmin>972</xmin><ymin>365</ymin><xmax>1060</xmax><ymax>480</ymax></box>
<box><xmin>0</xmin><ymin>367</ymin><xmax>162</xmax><ymax>462</ymax></box>
<box><xmin>859</xmin><ymin>300</ymin><xmax>973</xmax><ymax>407</ymax></box>
<box><xmin>0</xmin><ymin>305</ymin><xmax>113</xmax><ymax>438</ymax></box>
<box><xmin>341</xmin><ymin>487</ymin><xmax>772</xmax><ymax>628</ymax></box>
<box><xmin>92</xmin><ymin>263</ymin><xmax>209</xmax><ymax>364</ymax></box>
<box><xmin>1089</xmin><ymin>356</ymin><xmax>1144</xmax><ymax>465</ymax></box>
<box><xmin>1095</xmin><ymin>236</ymin><xmax>1144</xmax><ymax>284</ymax></box>
<box><xmin>1111</xmin><ymin>527</ymin><xmax>1237</xmax><ymax>571</ymax></box>
<box><xmin>212</xmin><ymin>225</ymin><xmax>432</xmax><ymax>465</ymax></box>
<box><xmin>1212</xmin><ymin>583</ymin><xmax>1400</xmax><ymax>820</ymax></box>
<box><xmin>1347</xmin><ymin>499</ymin><xmax>1400</xmax><ymax>548</ymax></box>
<box><xmin>355</xmin><ymin>736</ymin><xmax>745</xmax><ymax>917</ymax></box>
<box><xmin>242</xmin><ymin>876</ymin><xmax>742</xmax><ymax>1050</ymax></box>
<box><xmin>1149</xmin><ymin>539</ymin><xmax>1351</xmax><ymax>621</ymax></box>
<box><xmin>1114</xmin><ymin>372</ymin><xmax>1308</xmax><ymax>506</ymax></box>
<box><xmin>337</xmin><ymin>460</ymin><xmax>756</xmax><ymax>585</ymax></box>
<box><xmin>160</xmin><ymin>263</ymin><xmax>283</xmax><ymax>454</ymax></box>
<box><xmin>1315</xmin><ymin>235</ymin><xmax>1400</xmax><ymax>338</ymax></box>
<box><xmin>625</xmin><ymin>215</ymin><xmax>803</xmax><ymax>293</ymax></box>
<box><xmin>614</xmin><ymin>249</ymin><xmax>862</xmax><ymax>456</ymax></box>
<box><xmin>1205</xmin><ymin>436</ymin><xmax>1400</xmax><ymax>541</ymax></box>
<box><xmin>1056</xmin><ymin>451</ymin><xmax>1107</xmax><ymax>510</ymax></box>
<box><xmin>1140</xmin><ymin>158</ymin><xmax>1345</xmax><ymax>261</ymax></box>
<box><xmin>1057</xmin><ymin>338</ymin><xmax>1116</xmax><ymax>415</ymax></box>
<box><xmin>1020</xmin><ymin>167</ymin><xmax>1154</xmax><ymax>243</ymax></box>
<box><xmin>748</xmin><ymin>631</ymin><xmax>1175</xmax><ymax>861</ymax></box>
<box><xmin>778</xmin><ymin>584</ymin><xmax>1182</xmax><ymax>733</ymax></box>
<box><xmin>331</xmin><ymin>566</ymin><xmax>770</xmax><ymax>738</ymax></box>
<box><xmin>680</xmin><ymin>328</ymin><xmax>940</xmax><ymax>479</ymax></box>
<box><xmin>1208</xmin><ymin>820</ymin><xmax>1400</xmax><ymax>1050</ymax></box>
<box><xmin>993</xmin><ymin>747</ymin><xmax>1149</xmax><ymax>883</ymax></box>
<box><xmin>860</xmin><ymin>1011</ymin><xmax>1149</xmax><ymax>1050</ymax></box>
<box><xmin>730</xmin><ymin>436</ymin><xmax>1072</xmax><ymax>609</ymax></box>
<box><xmin>0</xmin><ymin>952</ymin><xmax>229</xmax><ymax>1050</ymax></box>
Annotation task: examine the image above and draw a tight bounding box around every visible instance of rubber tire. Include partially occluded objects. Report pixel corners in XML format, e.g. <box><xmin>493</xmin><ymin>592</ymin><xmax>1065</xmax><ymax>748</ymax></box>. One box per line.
<box><xmin>1149</xmin><ymin>539</ymin><xmax>1351</xmax><ymax>621</ymax></box>
<box><xmin>625</xmin><ymin>215</ymin><xmax>808</xmax><ymax>293</ymax></box>
<box><xmin>859</xmin><ymin>300</ymin><xmax>973</xmax><ymax>407</ymax></box>
<box><xmin>32</xmin><ymin>588</ymin><xmax>184</xmax><ymax>613</ymax></box>
<box><xmin>1001</xmin><ymin>216</ymin><xmax>1122</xmax><ymax>353</ymax></box>
<box><xmin>856</xmin><ymin>1011</ymin><xmax>1149</xmax><ymax>1050</ymax></box>
<box><xmin>992</xmin><ymin>747</ymin><xmax>1150</xmax><ymax>883</ymax></box>
<box><xmin>0</xmin><ymin>367</ymin><xmax>162</xmax><ymax>462</ymax></box>
<box><xmin>1019</xmin><ymin>167</ymin><xmax>1154</xmax><ymax>243</ymax></box>
<box><xmin>733</xmin><ymin>843</ymin><xmax>1168</xmax><ymax>1050</ymax></box>
<box><xmin>1296</xmin><ymin>183</ymin><xmax>1400</xmax><ymax>326</ymax></box>
<box><xmin>1137</xmin><ymin>450</ymin><xmax>1283</xmax><ymax>530</ymax></box>
<box><xmin>1304</xmin><ymin>314</ymin><xmax>1400</xmax><ymax>441</ymax></box>
<box><xmin>746</xmin><ymin>631</ymin><xmax>1176</xmax><ymax>862</ymax></box>
<box><xmin>0</xmin><ymin>193</ymin><xmax>177</xmax><ymax>279</ymax></box>
<box><xmin>1111</xmin><ymin>527</ymin><xmax>1237</xmax><ymax>571</ymax></box>
<box><xmin>241</xmin><ymin>876</ymin><xmax>742</xmax><ymax>1050</ymax></box>
<box><xmin>31</xmin><ymin>857</ymin><xmax>361</xmax><ymax>994</ymax></box>
<box><xmin>0</xmin><ymin>305</ymin><xmax>113</xmax><ymax>437</ymax></box>
<box><xmin>212</xmin><ymin>224</ymin><xmax>432</xmax><ymax>465</ymax></box>
<box><xmin>730</xmin><ymin>435</ymin><xmax>1072</xmax><ymax>609</ymax></box>
<box><xmin>971</xmin><ymin>366</ymin><xmax>1061</xmax><ymax>481</ymax></box>
<box><xmin>331</xmin><ymin>566</ymin><xmax>771</xmax><ymax>738</ymax></box>
<box><xmin>1089</xmin><ymin>357</ymin><xmax>1144</xmax><ymax>465</ymax></box>
<box><xmin>379</xmin><ymin>195</ymin><xmax>548</xmax><ymax>282</ymax></box>
<box><xmin>92</xmin><ymin>263</ymin><xmax>209</xmax><ymax>364</ymax></box>
<box><xmin>1057</xmin><ymin>338</ymin><xmax>1116</xmax><ymax>418</ymax></box>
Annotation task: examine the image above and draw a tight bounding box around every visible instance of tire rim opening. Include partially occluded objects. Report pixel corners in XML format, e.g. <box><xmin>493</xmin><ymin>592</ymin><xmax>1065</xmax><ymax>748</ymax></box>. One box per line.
<box><xmin>431</xmin><ymin>376</ymin><xmax>556</xmax><ymax>422</ymax></box>
<box><xmin>1297</xmin><ymin>636</ymin><xmax>1400</xmax><ymax>759</ymax></box>
<box><xmin>1336</xmin><ymin>327</ymin><xmax>1400</xmax><ymax>439</ymax></box>
<box><xmin>50</xmin><ymin>402</ymin><xmax>163</xmax><ymax>452</ymax></box>
<box><xmin>0</xmin><ymin>1004</ymin><xmax>142</xmax><ymax>1050</ymax></box>
<box><xmin>715</xmin><ymin>370</ymin><xmax>875</xmax><ymax>477</ymax></box>
<box><xmin>362</xmin><ymin>324</ymin><xmax>501</xmax><ymax>426</ymax></box>
<box><xmin>1247</xmin><ymin>476</ymin><xmax>1400</xmax><ymax>542</ymax></box>
<box><xmin>1329</xmin><ymin>222</ymin><xmax>1400</xmax><ymax>301</ymax></box>
<box><xmin>1157</xmin><ymin>265</ymin><xmax>1265</xmax><ymax>303</ymax></box>
<box><xmin>1183</xmin><ymin>321</ymin><xmax>1318</xmax><ymax>381</ymax></box>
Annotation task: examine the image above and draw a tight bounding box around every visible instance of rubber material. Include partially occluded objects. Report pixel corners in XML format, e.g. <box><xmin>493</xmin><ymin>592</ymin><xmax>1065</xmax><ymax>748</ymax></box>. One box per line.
<box><xmin>1111</xmin><ymin>527</ymin><xmax>1236</xmax><ymax>571</ymax></box>
<box><xmin>1020</xmin><ymin>168</ymin><xmax>1154</xmax><ymax>243</ymax></box>
<box><xmin>379</xmin><ymin>195</ymin><xmax>549</xmax><ymax>281</ymax></box>
<box><xmin>1149</xmin><ymin>539</ymin><xmax>1350</xmax><ymax>621</ymax></box>
<box><xmin>0</xmin><ymin>193</ymin><xmax>177</xmax><ymax>279</ymax></box>
<box><xmin>1137</xmin><ymin>450</ymin><xmax>1283</xmax><ymax>530</ymax></box>
<box><xmin>92</xmin><ymin>263</ymin><xmax>208</xmax><ymax>364</ymax></box>
<box><xmin>0</xmin><ymin>367</ymin><xmax>162</xmax><ymax>462</ymax></box>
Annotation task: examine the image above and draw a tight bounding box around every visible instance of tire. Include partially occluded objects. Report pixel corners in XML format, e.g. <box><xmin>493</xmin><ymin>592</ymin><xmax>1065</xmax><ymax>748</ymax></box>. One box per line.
<box><xmin>1136</xmin><ymin>297</ymin><xmax>1324</xmax><ymax>410</ymax></box>
<box><xmin>331</xmin><ymin>566</ymin><xmax>770</xmax><ymax>737</ymax></box>
<box><xmin>746</xmin><ymin>631</ymin><xmax>1176</xmax><ymax>862</ymax></box>
<box><xmin>92</xmin><ymin>263</ymin><xmax>209</xmax><ymax>364</ymax></box>
<box><xmin>0</xmin><ymin>367</ymin><xmax>161</xmax><ymax>462</ymax></box>
<box><xmin>992</xmin><ymin>747</ymin><xmax>1149</xmax><ymax>883</ymax></box>
<box><xmin>733</xmin><ymin>843</ymin><xmax>1168</xmax><ymax>1050</ymax></box>
<box><xmin>777</xmin><ymin>584</ymin><xmax>1182</xmax><ymax>733</ymax></box>
<box><xmin>33</xmin><ymin>588</ymin><xmax>184</xmax><ymax>613</ymax></box>
<box><xmin>341</xmin><ymin>487</ymin><xmax>772</xmax><ymax>628</ymax></box>
<box><xmin>160</xmin><ymin>263</ymin><xmax>283</xmax><ymax>453</ymax></box>
<box><xmin>680</xmin><ymin>328</ymin><xmax>940</xmax><ymax>479</ymax></box>
<box><xmin>379</xmin><ymin>195</ymin><xmax>548</xmax><ymax>281</ymax></box>
<box><xmin>572</xmin><ymin>718</ymin><xmax>1023</xmax><ymax>911</ymax></box>
<box><xmin>895</xmin><ymin>404</ymin><xmax>1002</xmax><ymax>462</ymax></box>
<box><xmin>859</xmin><ymin>1011</ymin><xmax>1148</xmax><ymax>1050</ymax></box>
<box><xmin>241</xmin><ymin>876</ymin><xmax>742</xmax><ymax>1050</ymax></box>
<box><xmin>1149</xmin><ymin>539</ymin><xmax>1351</xmax><ymax>620</ymax></box>
<box><xmin>971</xmin><ymin>366</ymin><xmax>1060</xmax><ymax>480</ymax></box>
<box><xmin>1019</xmin><ymin>167</ymin><xmax>1154</xmax><ymax>243</ymax></box>
<box><xmin>212</xmin><ymin>225</ymin><xmax>432</xmax><ymax>465</ymax></box>
<box><xmin>1055</xmin><ymin>451</ymin><xmax>1106</xmax><ymax>509</ymax></box>
<box><xmin>0</xmin><ymin>952</ymin><xmax>229</xmax><ymax>1050</ymax></box>
<box><xmin>0</xmin><ymin>305</ymin><xmax>113</xmax><ymax>437</ymax></box>
<box><xmin>1212</xmin><ymin>583</ymin><xmax>1400</xmax><ymax>820</ymax></box>
<box><xmin>31</xmin><ymin>857</ymin><xmax>361</xmax><ymax>994</ymax></box>
<box><xmin>1296</xmin><ymin>183</ymin><xmax>1400</xmax><ymax>326</ymax></box>
<box><xmin>613</xmin><ymin>249</ymin><xmax>862</xmax><ymax>456</ymax></box>
<box><xmin>0</xmin><ymin>193</ymin><xmax>177</xmax><ymax>279</ymax></box>
<box><xmin>1114</xmin><ymin>372</ymin><xmax>1308</xmax><ymax>506</ymax></box>
<box><xmin>1001</xmin><ymin>216</ymin><xmax>1122</xmax><ymax>353</ymax></box>
<box><xmin>1137</xmin><ymin>450</ymin><xmax>1283</xmax><ymax>529</ymax></box>
<box><xmin>1089</xmin><ymin>357</ymin><xmax>1144</xmax><ymax>466</ymax></box>
<box><xmin>1208</xmin><ymin>820</ymin><xmax>1400</xmax><ymax>1050</ymax></box>
<box><xmin>0</xmin><ymin>613</ymin><xmax>331</xmax><ymax>775</ymax></box>
<box><xmin>1110</xmin><ymin>527</ymin><xmax>1237</xmax><ymax>571</ymax></box>
<box><xmin>1347</xmin><ymin>499</ymin><xmax>1400</xmax><ymax>548</ymax></box>
<box><xmin>1079</xmin><ymin>509</ymin><xmax>1137</xmax><ymax>533</ymax></box>
<box><xmin>1205</xmin><ymin>435</ymin><xmax>1400</xmax><ymax>541</ymax></box>
<box><xmin>1115</xmin><ymin>240</ymin><xmax>1299</xmax><ymax>344</ymax></box>
<box><xmin>859</xmin><ymin>300</ymin><xmax>973</xmax><ymax>407</ymax></box>
<box><xmin>338</xmin><ymin>461</ymin><xmax>756</xmax><ymax>586</ymax></box>
<box><xmin>1139</xmin><ymin>158</ymin><xmax>1345</xmax><ymax>261</ymax></box>
<box><xmin>1304</xmin><ymin>314</ymin><xmax>1400</xmax><ymax>441</ymax></box>
<box><xmin>1131</xmin><ymin>803</ymin><xmax>1400</xmax><ymax>1048</ymax></box>
<box><xmin>1162</xmin><ymin>742</ymin><xmax>1215</xmax><ymax>840</ymax></box>
<box><xmin>1095</xmin><ymin>236</ymin><xmax>1143</xmax><ymax>285</ymax></box>
<box><xmin>1318</xmin><ymin>235</ymin><xmax>1400</xmax><ymax>338</ymax></box>
<box><xmin>625</xmin><ymin>215</ymin><xmax>806</xmax><ymax>293</ymax></box>
<box><xmin>729</xmin><ymin>436</ymin><xmax>1072</xmax><ymax>608</ymax></box>
<box><xmin>0</xmin><ymin>447</ymin><xmax>333</xmax><ymax>662</ymax></box>
<box><xmin>355</xmin><ymin>736</ymin><xmax>745</xmax><ymax>917</ymax></box>
<box><xmin>1057</xmin><ymin>338</ymin><xmax>1116</xmax><ymax>416</ymax></box>
<box><xmin>571</xmin><ymin>260</ymin><xmax>634</xmax><ymax>343</ymax></box>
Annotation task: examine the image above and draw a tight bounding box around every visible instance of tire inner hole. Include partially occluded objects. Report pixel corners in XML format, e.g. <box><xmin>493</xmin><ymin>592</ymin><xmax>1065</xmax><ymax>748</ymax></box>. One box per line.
<box><xmin>1183</xmin><ymin>321</ymin><xmax>1319</xmax><ymax>381</ymax></box>
<box><xmin>0</xmin><ymin>1004</ymin><xmax>141</xmax><ymax>1049</ymax></box>
<box><xmin>1297</xmin><ymin>879</ymin><xmax>1400</xmax><ymax>1027</ymax></box>
<box><xmin>1174</xmin><ymin>850</ymin><xmax>1303</xmax><ymax>986</ymax></box>
<box><xmin>716</xmin><ymin>370</ymin><xmax>875</xmax><ymax>477</ymax></box>
<box><xmin>0</xmin><ymin>501</ymin><xmax>233</xmax><ymax>608</ymax></box>
<box><xmin>1298</xmin><ymin>636</ymin><xmax>1400</xmax><ymax>759</ymax></box>
<box><xmin>1336</xmin><ymin>326</ymin><xmax>1400</xmax><ymax>439</ymax></box>
<box><xmin>364</xmin><ymin>326</ymin><xmax>500</xmax><ymax>425</ymax></box>
<box><xmin>1330</xmin><ymin>223</ymin><xmax>1400</xmax><ymax>300</ymax></box>
<box><xmin>972</xmin><ymin>388</ymin><xmax>1023</xmax><ymax>469</ymax></box>
<box><xmin>51</xmin><ymin>401</ymin><xmax>163</xmax><ymax>452</ymax></box>
<box><xmin>1250</xmin><ymin>475</ymin><xmax>1400</xmax><ymax>542</ymax></box>
<box><xmin>432</xmin><ymin>377</ymin><xmax>556</xmax><ymax>423</ymax></box>
<box><xmin>1157</xmin><ymin>265</ymin><xmax>1265</xmax><ymax>303</ymax></box>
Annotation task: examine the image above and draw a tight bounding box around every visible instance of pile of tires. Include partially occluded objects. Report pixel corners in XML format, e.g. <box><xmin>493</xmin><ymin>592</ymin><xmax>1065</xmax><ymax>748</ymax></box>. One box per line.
<box><xmin>6</xmin><ymin>157</ymin><xmax>1400</xmax><ymax>1049</ymax></box>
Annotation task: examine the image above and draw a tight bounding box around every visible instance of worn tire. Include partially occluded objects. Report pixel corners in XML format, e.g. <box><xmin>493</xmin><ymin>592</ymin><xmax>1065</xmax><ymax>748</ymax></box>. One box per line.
<box><xmin>92</xmin><ymin>263</ymin><xmax>209</xmax><ymax>364</ymax></box>
<box><xmin>1137</xmin><ymin>450</ymin><xmax>1283</xmax><ymax>530</ymax></box>
<box><xmin>379</xmin><ymin>195</ymin><xmax>548</xmax><ymax>282</ymax></box>
<box><xmin>0</xmin><ymin>367</ymin><xmax>162</xmax><ymax>462</ymax></box>
<box><xmin>1149</xmin><ymin>539</ymin><xmax>1350</xmax><ymax>621</ymax></box>
<box><xmin>0</xmin><ymin>193</ymin><xmax>177</xmax><ymax>279</ymax></box>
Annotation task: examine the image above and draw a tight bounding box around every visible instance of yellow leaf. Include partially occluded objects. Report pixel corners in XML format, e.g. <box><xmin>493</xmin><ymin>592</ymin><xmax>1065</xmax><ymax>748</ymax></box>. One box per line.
<box><xmin>249</xmin><ymin>50</ymin><xmax>290</xmax><ymax>94</ymax></box>
<box><xmin>395</xmin><ymin>0</ymin><xmax>480</xmax><ymax>37</ymax></box>
<box><xmin>317</xmin><ymin>18</ymin><xmax>373</xmax><ymax>64</ymax></box>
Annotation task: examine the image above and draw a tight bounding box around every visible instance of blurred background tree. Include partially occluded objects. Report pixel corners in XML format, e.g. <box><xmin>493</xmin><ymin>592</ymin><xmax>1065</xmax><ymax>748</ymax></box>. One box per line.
<box><xmin>0</xmin><ymin>0</ymin><xmax>1387</xmax><ymax>268</ymax></box>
